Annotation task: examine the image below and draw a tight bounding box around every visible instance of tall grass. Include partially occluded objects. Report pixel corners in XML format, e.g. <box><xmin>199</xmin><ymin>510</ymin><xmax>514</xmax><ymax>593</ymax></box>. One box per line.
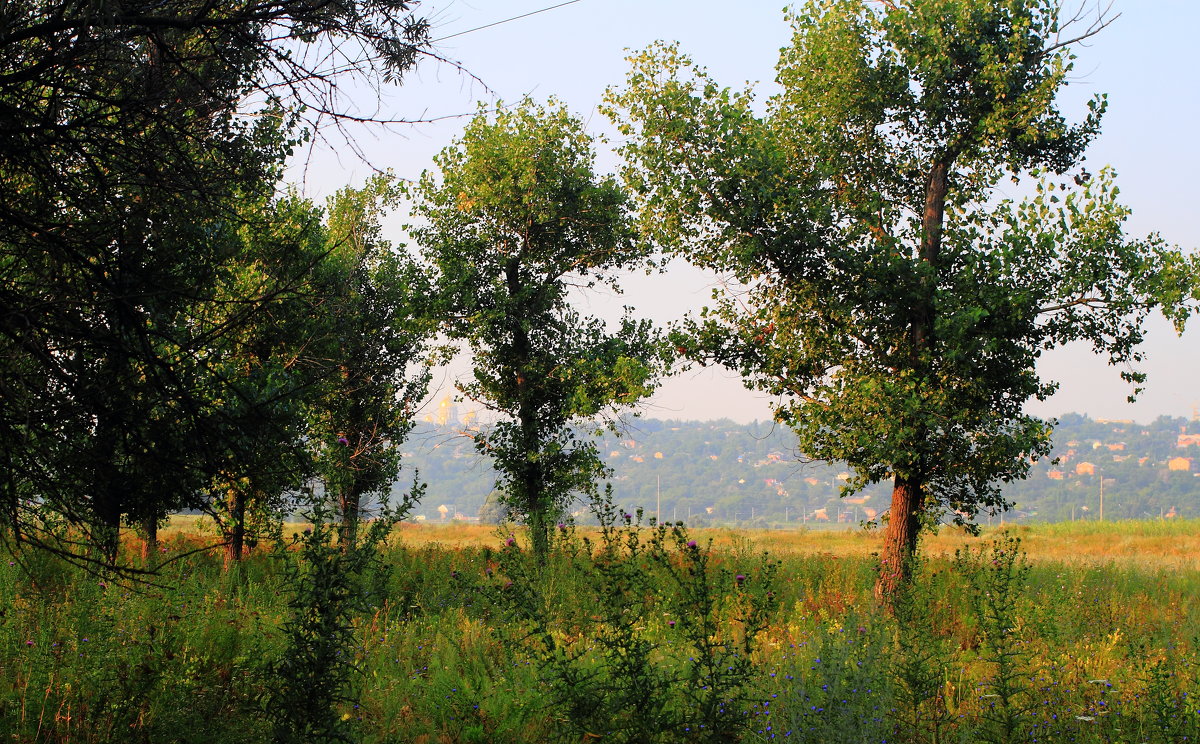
<box><xmin>0</xmin><ymin>520</ymin><xmax>1197</xmax><ymax>742</ymax></box>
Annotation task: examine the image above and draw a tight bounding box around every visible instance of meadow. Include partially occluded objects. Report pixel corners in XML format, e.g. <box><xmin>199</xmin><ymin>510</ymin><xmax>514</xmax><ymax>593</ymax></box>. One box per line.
<box><xmin>1</xmin><ymin>517</ymin><xmax>1197</xmax><ymax>743</ymax></box>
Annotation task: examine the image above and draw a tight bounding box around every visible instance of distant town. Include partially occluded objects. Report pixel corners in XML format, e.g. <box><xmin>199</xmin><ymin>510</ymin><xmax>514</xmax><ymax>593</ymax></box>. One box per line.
<box><xmin>399</xmin><ymin>402</ymin><xmax>1200</xmax><ymax>527</ymax></box>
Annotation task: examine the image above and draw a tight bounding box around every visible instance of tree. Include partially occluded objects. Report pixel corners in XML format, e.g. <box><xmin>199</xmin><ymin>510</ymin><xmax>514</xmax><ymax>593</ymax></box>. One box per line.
<box><xmin>308</xmin><ymin>175</ymin><xmax>433</xmax><ymax>551</ymax></box>
<box><xmin>202</xmin><ymin>191</ymin><xmax>332</xmax><ymax>567</ymax></box>
<box><xmin>605</xmin><ymin>0</ymin><xmax>1188</xmax><ymax>600</ymax></box>
<box><xmin>409</xmin><ymin>100</ymin><xmax>668</xmax><ymax>562</ymax></box>
<box><xmin>0</xmin><ymin>0</ymin><xmax>431</xmax><ymax>564</ymax></box>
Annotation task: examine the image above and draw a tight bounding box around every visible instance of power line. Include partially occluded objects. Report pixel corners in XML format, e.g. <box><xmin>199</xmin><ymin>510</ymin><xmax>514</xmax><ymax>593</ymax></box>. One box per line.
<box><xmin>432</xmin><ymin>0</ymin><xmax>585</xmax><ymax>43</ymax></box>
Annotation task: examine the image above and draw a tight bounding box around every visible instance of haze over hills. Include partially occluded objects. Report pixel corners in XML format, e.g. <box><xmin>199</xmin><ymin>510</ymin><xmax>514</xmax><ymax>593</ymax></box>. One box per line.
<box><xmin>397</xmin><ymin>411</ymin><xmax>1200</xmax><ymax>527</ymax></box>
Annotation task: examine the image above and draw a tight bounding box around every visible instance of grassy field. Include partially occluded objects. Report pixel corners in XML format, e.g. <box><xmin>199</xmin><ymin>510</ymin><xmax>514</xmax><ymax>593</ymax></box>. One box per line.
<box><xmin>357</xmin><ymin>517</ymin><xmax>1200</xmax><ymax>567</ymax></box>
<box><xmin>2</xmin><ymin>518</ymin><xmax>1198</xmax><ymax>743</ymax></box>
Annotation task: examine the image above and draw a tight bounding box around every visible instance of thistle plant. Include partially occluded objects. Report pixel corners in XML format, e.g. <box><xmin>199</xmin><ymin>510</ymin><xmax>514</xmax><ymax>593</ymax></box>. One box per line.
<box><xmin>267</xmin><ymin>495</ymin><xmax>408</xmax><ymax>744</ymax></box>
<box><xmin>489</xmin><ymin>487</ymin><xmax>778</xmax><ymax>743</ymax></box>
<box><xmin>889</xmin><ymin>550</ymin><xmax>956</xmax><ymax>744</ymax></box>
<box><xmin>955</xmin><ymin>534</ymin><xmax>1035</xmax><ymax>744</ymax></box>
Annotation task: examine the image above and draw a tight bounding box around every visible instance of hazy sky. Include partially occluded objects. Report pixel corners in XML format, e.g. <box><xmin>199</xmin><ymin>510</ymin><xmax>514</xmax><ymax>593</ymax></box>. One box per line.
<box><xmin>290</xmin><ymin>0</ymin><xmax>1199</xmax><ymax>425</ymax></box>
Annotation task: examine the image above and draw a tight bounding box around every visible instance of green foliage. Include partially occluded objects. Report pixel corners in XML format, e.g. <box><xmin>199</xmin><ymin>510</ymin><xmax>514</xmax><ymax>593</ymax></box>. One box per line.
<box><xmin>408</xmin><ymin>98</ymin><xmax>669</xmax><ymax>560</ymax></box>
<box><xmin>268</xmin><ymin>499</ymin><xmax>407</xmax><ymax>744</ymax></box>
<box><xmin>489</xmin><ymin>493</ymin><xmax>778</xmax><ymax>743</ymax></box>
<box><xmin>0</xmin><ymin>0</ymin><xmax>428</xmax><ymax>566</ymax></box>
<box><xmin>888</xmin><ymin>554</ymin><xmax>958</xmax><ymax>742</ymax></box>
<box><xmin>308</xmin><ymin>174</ymin><xmax>433</xmax><ymax>549</ymax></box>
<box><xmin>1</xmin><ymin>523</ymin><xmax>1200</xmax><ymax>741</ymax></box>
<box><xmin>778</xmin><ymin>613</ymin><xmax>896</xmax><ymax>744</ymax></box>
<box><xmin>956</xmin><ymin>535</ymin><xmax>1036</xmax><ymax>743</ymax></box>
<box><xmin>603</xmin><ymin>0</ymin><xmax>1191</xmax><ymax>586</ymax></box>
<box><xmin>200</xmin><ymin>191</ymin><xmax>333</xmax><ymax>562</ymax></box>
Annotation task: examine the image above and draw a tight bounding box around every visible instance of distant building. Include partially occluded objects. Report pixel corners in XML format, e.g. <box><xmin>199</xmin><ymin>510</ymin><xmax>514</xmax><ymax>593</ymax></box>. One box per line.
<box><xmin>1047</xmin><ymin>470</ymin><xmax>1065</xmax><ymax>480</ymax></box>
<box><xmin>1075</xmin><ymin>462</ymin><xmax>1096</xmax><ymax>475</ymax></box>
<box><xmin>1168</xmin><ymin>457</ymin><xmax>1192</xmax><ymax>472</ymax></box>
<box><xmin>436</xmin><ymin>396</ymin><xmax>458</xmax><ymax>427</ymax></box>
<box><xmin>1177</xmin><ymin>434</ymin><xmax>1200</xmax><ymax>448</ymax></box>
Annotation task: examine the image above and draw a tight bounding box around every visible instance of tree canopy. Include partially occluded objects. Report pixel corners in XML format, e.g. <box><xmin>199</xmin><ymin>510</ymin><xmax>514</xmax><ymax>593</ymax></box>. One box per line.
<box><xmin>309</xmin><ymin>175</ymin><xmax>433</xmax><ymax>551</ymax></box>
<box><xmin>409</xmin><ymin>99</ymin><xmax>668</xmax><ymax>561</ymax></box>
<box><xmin>605</xmin><ymin>0</ymin><xmax>1188</xmax><ymax>598</ymax></box>
<box><xmin>0</xmin><ymin>0</ymin><xmax>430</xmax><ymax>563</ymax></box>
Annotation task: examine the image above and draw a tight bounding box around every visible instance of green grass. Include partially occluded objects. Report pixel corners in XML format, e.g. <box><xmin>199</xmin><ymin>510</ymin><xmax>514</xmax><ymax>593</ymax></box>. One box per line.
<box><xmin>1</xmin><ymin>522</ymin><xmax>1198</xmax><ymax>743</ymax></box>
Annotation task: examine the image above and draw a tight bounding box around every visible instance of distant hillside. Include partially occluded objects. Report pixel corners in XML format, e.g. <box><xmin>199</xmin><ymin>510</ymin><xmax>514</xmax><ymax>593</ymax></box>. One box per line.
<box><xmin>395</xmin><ymin>414</ymin><xmax>1200</xmax><ymax>526</ymax></box>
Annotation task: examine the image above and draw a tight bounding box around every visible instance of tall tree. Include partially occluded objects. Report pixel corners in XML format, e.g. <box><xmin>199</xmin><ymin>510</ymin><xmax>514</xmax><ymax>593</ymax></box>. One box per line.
<box><xmin>309</xmin><ymin>175</ymin><xmax>433</xmax><ymax>551</ymax></box>
<box><xmin>409</xmin><ymin>100</ymin><xmax>668</xmax><ymax>562</ymax></box>
<box><xmin>0</xmin><ymin>0</ymin><xmax>430</xmax><ymax>563</ymax></box>
<box><xmin>202</xmin><ymin>191</ymin><xmax>332</xmax><ymax>567</ymax></box>
<box><xmin>605</xmin><ymin>0</ymin><xmax>1187</xmax><ymax>600</ymax></box>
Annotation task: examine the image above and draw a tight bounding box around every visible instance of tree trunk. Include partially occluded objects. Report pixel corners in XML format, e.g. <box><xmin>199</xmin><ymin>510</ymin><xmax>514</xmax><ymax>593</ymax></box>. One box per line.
<box><xmin>224</xmin><ymin>487</ymin><xmax>246</xmax><ymax>569</ymax></box>
<box><xmin>527</xmin><ymin>502</ymin><xmax>550</xmax><ymax>564</ymax></box>
<box><xmin>504</xmin><ymin>257</ymin><xmax>550</xmax><ymax>565</ymax></box>
<box><xmin>141</xmin><ymin>514</ymin><xmax>158</xmax><ymax>567</ymax></box>
<box><xmin>339</xmin><ymin>488</ymin><xmax>360</xmax><ymax>552</ymax></box>
<box><xmin>875</xmin><ymin>158</ymin><xmax>950</xmax><ymax>606</ymax></box>
<box><xmin>4</xmin><ymin>451</ymin><xmax>18</xmax><ymax>545</ymax></box>
<box><xmin>93</xmin><ymin>438</ymin><xmax>124</xmax><ymax>564</ymax></box>
<box><xmin>94</xmin><ymin>493</ymin><xmax>122</xmax><ymax>564</ymax></box>
<box><xmin>875</xmin><ymin>474</ymin><xmax>925</xmax><ymax>603</ymax></box>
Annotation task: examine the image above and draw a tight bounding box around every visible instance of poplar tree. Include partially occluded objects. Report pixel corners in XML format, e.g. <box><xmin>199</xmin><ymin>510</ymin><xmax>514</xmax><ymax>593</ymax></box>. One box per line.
<box><xmin>606</xmin><ymin>0</ymin><xmax>1189</xmax><ymax>600</ymax></box>
<box><xmin>310</xmin><ymin>176</ymin><xmax>432</xmax><ymax>551</ymax></box>
<box><xmin>410</xmin><ymin>100</ymin><xmax>667</xmax><ymax>562</ymax></box>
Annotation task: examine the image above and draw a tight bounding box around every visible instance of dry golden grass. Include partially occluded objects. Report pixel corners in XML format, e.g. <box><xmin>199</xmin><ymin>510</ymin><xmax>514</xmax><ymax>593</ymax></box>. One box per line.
<box><xmin>161</xmin><ymin>515</ymin><xmax>1200</xmax><ymax>568</ymax></box>
<box><xmin>707</xmin><ymin>521</ymin><xmax>1200</xmax><ymax>569</ymax></box>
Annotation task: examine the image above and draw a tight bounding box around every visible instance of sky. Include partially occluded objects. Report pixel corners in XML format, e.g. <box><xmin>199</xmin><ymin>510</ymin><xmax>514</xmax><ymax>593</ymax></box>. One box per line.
<box><xmin>288</xmin><ymin>0</ymin><xmax>1200</xmax><ymax>425</ymax></box>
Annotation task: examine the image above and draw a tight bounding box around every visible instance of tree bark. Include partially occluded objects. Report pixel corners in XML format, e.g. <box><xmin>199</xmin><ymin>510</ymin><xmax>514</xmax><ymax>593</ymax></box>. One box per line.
<box><xmin>339</xmin><ymin>487</ymin><xmax>360</xmax><ymax>552</ymax></box>
<box><xmin>875</xmin><ymin>474</ymin><xmax>925</xmax><ymax>602</ymax></box>
<box><xmin>93</xmin><ymin>425</ymin><xmax>124</xmax><ymax>564</ymax></box>
<box><xmin>505</xmin><ymin>257</ymin><xmax>551</xmax><ymax>564</ymax></box>
<box><xmin>141</xmin><ymin>513</ymin><xmax>158</xmax><ymax>567</ymax></box>
<box><xmin>224</xmin><ymin>487</ymin><xmax>246</xmax><ymax>568</ymax></box>
<box><xmin>876</xmin><ymin>158</ymin><xmax>950</xmax><ymax>606</ymax></box>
